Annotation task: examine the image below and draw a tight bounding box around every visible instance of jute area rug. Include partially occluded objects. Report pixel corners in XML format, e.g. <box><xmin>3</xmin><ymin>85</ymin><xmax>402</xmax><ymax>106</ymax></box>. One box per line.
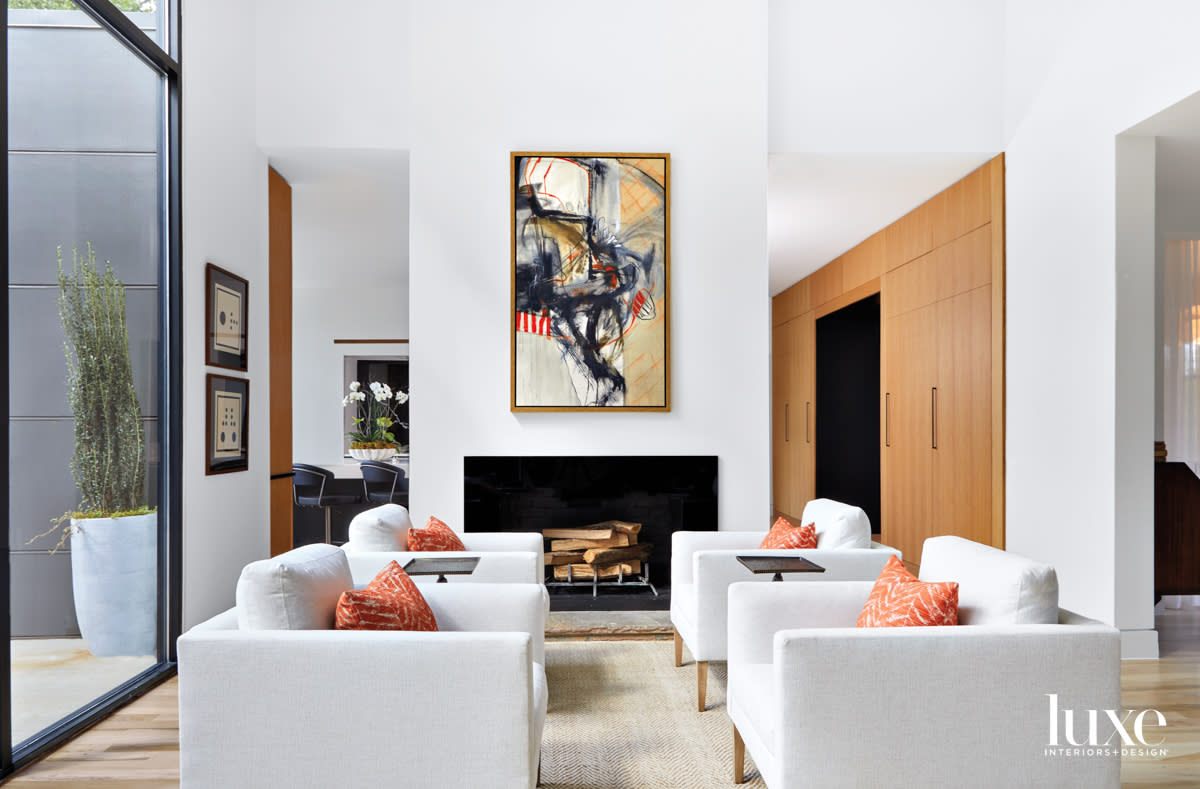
<box><xmin>540</xmin><ymin>640</ymin><xmax>766</xmax><ymax>788</ymax></box>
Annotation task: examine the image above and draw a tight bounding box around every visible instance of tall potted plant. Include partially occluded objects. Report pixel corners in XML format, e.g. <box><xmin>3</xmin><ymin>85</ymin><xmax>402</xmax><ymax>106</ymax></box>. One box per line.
<box><xmin>56</xmin><ymin>243</ymin><xmax>156</xmax><ymax>657</ymax></box>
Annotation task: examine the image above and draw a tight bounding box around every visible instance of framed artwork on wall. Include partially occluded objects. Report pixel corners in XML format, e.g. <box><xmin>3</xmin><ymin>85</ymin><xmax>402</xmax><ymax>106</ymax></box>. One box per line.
<box><xmin>205</xmin><ymin>263</ymin><xmax>248</xmax><ymax>370</ymax></box>
<box><xmin>206</xmin><ymin>373</ymin><xmax>249</xmax><ymax>475</ymax></box>
<box><xmin>511</xmin><ymin>152</ymin><xmax>670</xmax><ymax>411</ymax></box>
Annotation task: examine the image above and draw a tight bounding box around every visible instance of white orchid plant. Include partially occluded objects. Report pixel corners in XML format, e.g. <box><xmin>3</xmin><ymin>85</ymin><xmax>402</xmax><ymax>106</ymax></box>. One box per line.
<box><xmin>343</xmin><ymin>380</ymin><xmax>409</xmax><ymax>448</ymax></box>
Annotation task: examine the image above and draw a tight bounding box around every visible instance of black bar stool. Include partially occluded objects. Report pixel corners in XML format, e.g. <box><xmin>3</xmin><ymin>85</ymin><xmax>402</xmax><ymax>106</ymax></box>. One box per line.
<box><xmin>292</xmin><ymin>463</ymin><xmax>361</xmax><ymax>544</ymax></box>
<box><xmin>359</xmin><ymin>460</ymin><xmax>409</xmax><ymax>505</ymax></box>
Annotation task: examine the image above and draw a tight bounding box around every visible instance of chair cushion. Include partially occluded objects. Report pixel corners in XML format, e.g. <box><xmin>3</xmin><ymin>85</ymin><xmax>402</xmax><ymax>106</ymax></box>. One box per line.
<box><xmin>235</xmin><ymin>543</ymin><xmax>353</xmax><ymax>630</ymax></box>
<box><xmin>335</xmin><ymin>560</ymin><xmax>438</xmax><ymax>631</ymax></box>
<box><xmin>759</xmin><ymin>517</ymin><xmax>817</xmax><ymax>549</ymax></box>
<box><xmin>347</xmin><ymin>504</ymin><xmax>413</xmax><ymax>551</ymax></box>
<box><xmin>856</xmin><ymin>575</ymin><xmax>959</xmax><ymax>627</ymax></box>
<box><xmin>802</xmin><ymin>498</ymin><xmax>872</xmax><ymax>549</ymax></box>
<box><xmin>918</xmin><ymin>536</ymin><xmax>1058</xmax><ymax>625</ymax></box>
<box><xmin>409</xmin><ymin>516</ymin><xmax>467</xmax><ymax>552</ymax></box>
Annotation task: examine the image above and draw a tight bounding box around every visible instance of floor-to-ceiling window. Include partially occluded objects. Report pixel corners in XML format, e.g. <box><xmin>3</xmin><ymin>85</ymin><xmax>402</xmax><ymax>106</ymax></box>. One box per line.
<box><xmin>3</xmin><ymin>0</ymin><xmax>179</xmax><ymax>775</ymax></box>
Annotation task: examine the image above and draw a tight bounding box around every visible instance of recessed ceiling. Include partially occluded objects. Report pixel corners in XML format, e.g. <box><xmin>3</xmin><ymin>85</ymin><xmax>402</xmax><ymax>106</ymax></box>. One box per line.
<box><xmin>266</xmin><ymin>147</ymin><xmax>408</xmax><ymax>188</ymax></box>
<box><xmin>768</xmin><ymin>152</ymin><xmax>995</xmax><ymax>295</ymax></box>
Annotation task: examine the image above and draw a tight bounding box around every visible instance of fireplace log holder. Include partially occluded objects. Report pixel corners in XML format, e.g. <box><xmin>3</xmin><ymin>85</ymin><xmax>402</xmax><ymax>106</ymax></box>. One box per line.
<box><xmin>545</xmin><ymin>542</ymin><xmax>659</xmax><ymax>598</ymax></box>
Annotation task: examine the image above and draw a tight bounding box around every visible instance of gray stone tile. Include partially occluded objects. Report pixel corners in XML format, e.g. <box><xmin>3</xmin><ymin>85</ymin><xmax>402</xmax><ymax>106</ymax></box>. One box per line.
<box><xmin>9</xmin><ymin>551</ymin><xmax>78</xmax><ymax>638</ymax></box>
<box><xmin>9</xmin><ymin>152</ymin><xmax>160</xmax><ymax>286</ymax></box>
<box><xmin>8</xmin><ymin>287</ymin><xmax>159</xmax><ymax>418</ymax></box>
<box><xmin>8</xmin><ymin>22</ymin><xmax>157</xmax><ymax>152</ymax></box>
<box><xmin>8</xmin><ymin>419</ymin><xmax>159</xmax><ymax>547</ymax></box>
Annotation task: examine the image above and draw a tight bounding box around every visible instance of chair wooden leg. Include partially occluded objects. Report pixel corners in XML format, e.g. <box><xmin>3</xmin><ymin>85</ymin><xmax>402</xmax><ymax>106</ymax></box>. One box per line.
<box><xmin>733</xmin><ymin>724</ymin><xmax>745</xmax><ymax>783</ymax></box>
<box><xmin>697</xmin><ymin>660</ymin><xmax>708</xmax><ymax>712</ymax></box>
<box><xmin>674</xmin><ymin>627</ymin><xmax>683</xmax><ymax>667</ymax></box>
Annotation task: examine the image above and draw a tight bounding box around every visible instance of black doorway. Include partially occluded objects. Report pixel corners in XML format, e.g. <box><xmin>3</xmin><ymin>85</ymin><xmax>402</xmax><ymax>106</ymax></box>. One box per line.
<box><xmin>815</xmin><ymin>295</ymin><xmax>881</xmax><ymax>534</ymax></box>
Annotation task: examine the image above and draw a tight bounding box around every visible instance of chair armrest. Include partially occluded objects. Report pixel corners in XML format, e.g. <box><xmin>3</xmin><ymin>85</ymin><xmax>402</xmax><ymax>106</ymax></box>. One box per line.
<box><xmin>186</xmin><ymin>607</ymin><xmax>239</xmax><ymax>632</ymax></box>
<box><xmin>420</xmin><ymin>583</ymin><xmax>545</xmax><ymax>664</ymax></box>
<box><xmin>727</xmin><ymin>581</ymin><xmax>871</xmax><ymax>665</ymax></box>
<box><xmin>671</xmin><ymin>530</ymin><xmax>765</xmax><ymax>584</ymax></box>
<box><xmin>461</xmin><ymin>531</ymin><xmax>543</xmax><ymax>556</ymax></box>
<box><xmin>178</xmin><ymin>630</ymin><xmax>536</xmax><ymax>789</ymax></box>
<box><xmin>767</xmin><ymin>624</ymin><xmax>1121</xmax><ymax>787</ymax></box>
<box><xmin>345</xmin><ymin>550</ymin><xmax>540</xmax><ymax>584</ymax></box>
<box><xmin>683</xmin><ymin>547</ymin><xmax>894</xmax><ymax>662</ymax></box>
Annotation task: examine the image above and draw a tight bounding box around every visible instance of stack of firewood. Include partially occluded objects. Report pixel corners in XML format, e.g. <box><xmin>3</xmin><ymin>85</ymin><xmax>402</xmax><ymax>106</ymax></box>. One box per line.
<box><xmin>544</xmin><ymin>520</ymin><xmax>652</xmax><ymax>580</ymax></box>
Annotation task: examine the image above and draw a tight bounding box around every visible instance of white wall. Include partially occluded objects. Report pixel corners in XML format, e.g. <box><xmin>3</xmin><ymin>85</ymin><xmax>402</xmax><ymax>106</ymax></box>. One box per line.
<box><xmin>1004</xmin><ymin>0</ymin><xmax>1200</xmax><ymax>654</ymax></box>
<box><xmin>768</xmin><ymin>0</ymin><xmax>1004</xmax><ymax>153</ymax></box>
<box><xmin>254</xmin><ymin>0</ymin><xmax>410</xmax><ymax>151</ymax></box>
<box><xmin>290</xmin><ymin>171</ymin><xmax>410</xmax><ymax>464</ymax></box>
<box><xmin>1156</xmin><ymin>138</ymin><xmax>1200</xmax><ymax>443</ymax></box>
<box><xmin>182</xmin><ymin>0</ymin><xmax>270</xmax><ymax>627</ymax></box>
<box><xmin>291</xmin><ymin>293</ymin><xmax>408</xmax><ymax>463</ymax></box>
<box><xmin>408</xmin><ymin>0</ymin><xmax>771</xmax><ymax>530</ymax></box>
<box><xmin>1113</xmin><ymin>135</ymin><xmax>1157</xmax><ymax>656</ymax></box>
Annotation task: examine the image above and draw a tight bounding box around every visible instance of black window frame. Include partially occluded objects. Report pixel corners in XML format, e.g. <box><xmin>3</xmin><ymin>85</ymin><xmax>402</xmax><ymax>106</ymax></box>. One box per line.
<box><xmin>0</xmin><ymin>0</ymin><xmax>182</xmax><ymax>775</ymax></box>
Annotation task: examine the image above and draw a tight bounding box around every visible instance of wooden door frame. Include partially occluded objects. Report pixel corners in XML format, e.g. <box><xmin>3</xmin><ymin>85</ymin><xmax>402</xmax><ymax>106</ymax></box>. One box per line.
<box><xmin>268</xmin><ymin>167</ymin><xmax>293</xmax><ymax>556</ymax></box>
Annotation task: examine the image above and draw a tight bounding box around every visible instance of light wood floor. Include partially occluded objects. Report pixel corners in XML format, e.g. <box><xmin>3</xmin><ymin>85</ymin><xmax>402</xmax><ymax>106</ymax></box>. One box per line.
<box><xmin>5</xmin><ymin>607</ymin><xmax>1200</xmax><ymax>787</ymax></box>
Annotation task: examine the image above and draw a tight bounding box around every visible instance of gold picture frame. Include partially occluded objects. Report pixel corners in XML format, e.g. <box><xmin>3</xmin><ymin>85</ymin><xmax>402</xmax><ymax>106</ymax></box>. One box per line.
<box><xmin>510</xmin><ymin>152</ymin><xmax>670</xmax><ymax>411</ymax></box>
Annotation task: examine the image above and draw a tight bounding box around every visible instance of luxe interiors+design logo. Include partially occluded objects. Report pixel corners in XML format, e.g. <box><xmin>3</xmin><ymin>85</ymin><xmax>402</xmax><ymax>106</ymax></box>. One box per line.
<box><xmin>1044</xmin><ymin>694</ymin><xmax>1168</xmax><ymax>758</ymax></box>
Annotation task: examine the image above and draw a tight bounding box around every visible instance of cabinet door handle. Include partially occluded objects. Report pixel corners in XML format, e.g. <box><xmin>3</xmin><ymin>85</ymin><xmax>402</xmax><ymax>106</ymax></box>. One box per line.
<box><xmin>931</xmin><ymin>387</ymin><xmax>938</xmax><ymax>450</ymax></box>
<box><xmin>806</xmin><ymin>401</ymin><xmax>811</xmax><ymax>444</ymax></box>
<box><xmin>785</xmin><ymin>403</ymin><xmax>789</xmax><ymax>442</ymax></box>
<box><xmin>885</xmin><ymin>392</ymin><xmax>890</xmax><ymax>447</ymax></box>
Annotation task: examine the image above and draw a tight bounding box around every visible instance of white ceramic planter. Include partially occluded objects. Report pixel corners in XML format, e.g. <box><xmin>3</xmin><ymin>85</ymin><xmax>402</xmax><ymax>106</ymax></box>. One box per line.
<box><xmin>349</xmin><ymin>447</ymin><xmax>395</xmax><ymax>461</ymax></box>
<box><xmin>70</xmin><ymin>512</ymin><xmax>157</xmax><ymax>657</ymax></box>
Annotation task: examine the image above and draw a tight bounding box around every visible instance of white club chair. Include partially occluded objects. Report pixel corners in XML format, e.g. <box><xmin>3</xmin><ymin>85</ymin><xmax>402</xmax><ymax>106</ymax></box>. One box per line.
<box><xmin>670</xmin><ymin>498</ymin><xmax>899</xmax><ymax>710</ymax></box>
<box><xmin>341</xmin><ymin>503</ymin><xmax>545</xmax><ymax>584</ymax></box>
<box><xmin>726</xmin><ymin>536</ymin><xmax>1121</xmax><ymax>788</ymax></box>
<box><xmin>178</xmin><ymin>543</ymin><xmax>547</xmax><ymax>789</ymax></box>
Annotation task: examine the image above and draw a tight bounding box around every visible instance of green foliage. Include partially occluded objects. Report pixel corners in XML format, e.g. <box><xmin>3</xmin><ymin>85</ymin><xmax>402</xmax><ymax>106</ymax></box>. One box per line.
<box><xmin>69</xmin><ymin>505</ymin><xmax>155</xmax><ymax>520</ymax></box>
<box><xmin>7</xmin><ymin>1</ymin><xmax>154</xmax><ymax>11</ymax></box>
<box><xmin>58</xmin><ymin>243</ymin><xmax>146</xmax><ymax>515</ymax></box>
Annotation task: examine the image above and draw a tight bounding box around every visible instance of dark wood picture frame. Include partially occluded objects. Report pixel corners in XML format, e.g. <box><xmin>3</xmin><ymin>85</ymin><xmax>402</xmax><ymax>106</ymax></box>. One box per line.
<box><xmin>511</xmin><ymin>152</ymin><xmax>671</xmax><ymax>412</ymax></box>
<box><xmin>206</xmin><ymin>373</ymin><xmax>249</xmax><ymax>475</ymax></box>
<box><xmin>205</xmin><ymin>263</ymin><xmax>249</xmax><ymax>371</ymax></box>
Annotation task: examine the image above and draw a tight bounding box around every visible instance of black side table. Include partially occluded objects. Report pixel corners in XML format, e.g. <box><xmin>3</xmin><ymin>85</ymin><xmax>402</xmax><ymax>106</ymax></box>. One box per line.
<box><xmin>736</xmin><ymin>555</ymin><xmax>825</xmax><ymax>582</ymax></box>
<box><xmin>402</xmin><ymin>556</ymin><xmax>480</xmax><ymax>583</ymax></box>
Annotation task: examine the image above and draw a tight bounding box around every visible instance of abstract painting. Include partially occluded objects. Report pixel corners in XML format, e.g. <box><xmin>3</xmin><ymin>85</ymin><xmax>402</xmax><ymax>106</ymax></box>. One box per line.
<box><xmin>511</xmin><ymin>153</ymin><xmax>670</xmax><ymax>411</ymax></box>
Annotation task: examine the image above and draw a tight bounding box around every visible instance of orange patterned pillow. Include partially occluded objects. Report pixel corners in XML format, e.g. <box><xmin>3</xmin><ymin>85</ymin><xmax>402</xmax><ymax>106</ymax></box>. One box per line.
<box><xmin>335</xmin><ymin>560</ymin><xmax>438</xmax><ymax>631</ymax></box>
<box><xmin>407</xmin><ymin>516</ymin><xmax>467</xmax><ymax>552</ymax></box>
<box><xmin>759</xmin><ymin>517</ymin><xmax>818</xmax><ymax>549</ymax></box>
<box><xmin>875</xmin><ymin>554</ymin><xmax>917</xmax><ymax>584</ymax></box>
<box><xmin>856</xmin><ymin>555</ymin><xmax>958</xmax><ymax>627</ymax></box>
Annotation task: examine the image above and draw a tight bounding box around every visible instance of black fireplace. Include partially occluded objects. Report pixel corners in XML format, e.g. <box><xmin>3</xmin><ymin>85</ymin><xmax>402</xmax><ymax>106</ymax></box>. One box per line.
<box><xmin>464</xmin><ymin>456</ymin><xmax>718</xmax><ymax>603</ymax></box>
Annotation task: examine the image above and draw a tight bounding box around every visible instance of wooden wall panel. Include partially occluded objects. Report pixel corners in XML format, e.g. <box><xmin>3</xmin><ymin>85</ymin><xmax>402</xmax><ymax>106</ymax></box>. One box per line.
<box><xmin>883</xmin><ymin>224</ymin><xmax>990</xmax><ymax>318</ymax></box>
<box><xmin>882</xmin><ymin>304</ymin><xmax>936</xmax><ymax>565</ymax></box>
<box><xmin>931</xmin><ymin>164</ymin><xmax>991</xmax><ymax>249</ymax></box>
<box><xmin>884</xmin><ymin>201</ymin><xmax>934</xmax><ymax>271</ymax></box>
<box><xmin>809</xmin><ymin>257</ymin><xmax>844</xmax><ymax>307</ymax></box>
<box><xmin>988</xmin><ymin>154</ymin><xmax>1006</xmax><ymax>548</ymax></box>
<box><xmin>843</xmin><ymin>231</ymin><xmax>884</xmax><ymax>292</ymax></box>
<box><xmin>772</xmin><ymin>321</ymin><xmax>791</xmax><ymax>516</ymax></box>
<box><xmin>771</xmin><ymin>154</ymin><xmax>1004</xmax><ymax>554</ymax></box>
<box><xmin>268</xmin><ymin>167</ymin><xmax>293</xmax><ymax>556</ymax></box>
<box><xmin>772</xmin><ymin>278</ymin><xmax>810</xmax><ymax>326</ymax></box>
<box><xmin>883</xmin><ymin>249</ymin><xmax>940</xmax><ymax>319</ymax></box>
<box><xmin>934</xmin><ymin>286</ymin><xmax>992</xmax><ymax>548</ymax></box>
